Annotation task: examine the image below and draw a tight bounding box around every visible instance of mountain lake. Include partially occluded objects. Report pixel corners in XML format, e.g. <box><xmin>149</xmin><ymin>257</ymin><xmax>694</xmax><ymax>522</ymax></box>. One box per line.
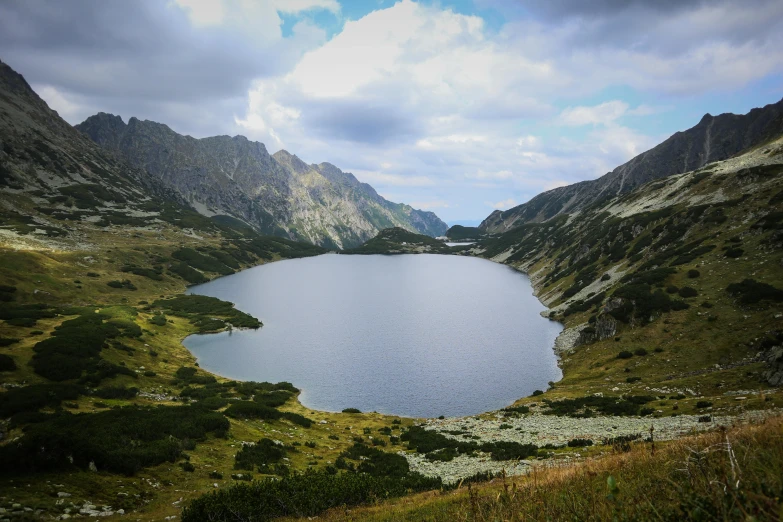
<box><xmin>184</xmin><ymin>253</ymin><xmax>562</xmax><ymax>418</ymax></box>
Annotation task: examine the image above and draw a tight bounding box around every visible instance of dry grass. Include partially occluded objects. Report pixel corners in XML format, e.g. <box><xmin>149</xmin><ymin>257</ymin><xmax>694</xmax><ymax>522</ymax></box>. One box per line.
<box><xmin>309</xmin><ymin>415</ymin><xmax>783</xmax><ymax>521</ymax></box>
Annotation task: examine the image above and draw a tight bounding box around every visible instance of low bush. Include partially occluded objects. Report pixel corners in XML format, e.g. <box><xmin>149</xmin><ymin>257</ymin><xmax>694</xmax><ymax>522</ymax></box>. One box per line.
<box><xmin>198</xmin><ymin>397</ymin><xmax>229</xmax><ymax>410</ymax></box>
<box><xmin>696</xmin><ymin>401</ymin><xmax>713</xmax><ymax>409</ymax></box>
<box><xmin>224</xmin><ymin>400</ymin><xmax>276</xmax><ymax>420</ymax></box>
<box><xmin>617</xmin><ymin>351</ymin><xmax>633</xmax><ymax>359</ymax></box>
<box><xmin>0</xmin><ymin>353</ymin><xmax>16</xmax><ymax>371</ymax></box>
<box><xmin>173</xmin><ymin>248</ymin><xmax>234</xmax><ymax>275</ymax></box>
<box><xmin>6</xmin><ymin>317</ymin><xmax>37</xmax><ymax>327</ymax></box>
<box><xmin>94</xmin><ymin>386</ymin><xmax>139</xmax><ymax>400</ymax></box>
<box><xmin>687</xmin><ymin>269</ymin><xmax>701</xmax><ymax>278</ymax></box>
<box><xmin>281</xmin><ymin>411</ymin><xmax>312</xmax><ymax>428</ymax></box>
<box><xmin>626</xmin><ymin>376</ymin><xmax>641</xmax><ymax>383</ymax></box>
<box><xmin>426</xmin><ymin>447</ymin><xmax>459</xmax><ymax>462</ymax></box>
<box><xmin>0</xmin><ymin>405</ymin><xmax>229</xmax><ymax>475</ymax></box>
<box><xmin>107</xmin><ymin>279</ymin><xmax>137</xmax><ymax>290</ymax></box>
<box><xmin>340</xmin><ymin>443</ymin><xmax>410</xmax><ymax>476</ymax></box>
<box><xmin>121</xmin><ymin>266</ymin><xmax>163</xmax><ymax>281</ymax></box>
<box><xmin>400</xmin><ymin>426</ymin><xmax>538</xmax><ymax>462</ymax></box>
<box><xmin>148</xmin><ymin>314</ymin><xmax>167</xmax><ymax>326</ymax></box>
<box><xmin>342</xmin><ymin>408</ymin><xmax>362</xmax><ymax>413</ymax></box>
<box><xmin>234</xmin><ymin>439</ymin><xmax>286</xmax><ymax>471</ymax></box>
<box><xmin>0</xmin><ymin>304</ymin><xmax>57</xmax><ymax>322</ymax></box>
<box><xmin>726</xmin><ymin>279</ymin><xmax>783</xmax><ymax>304</ymax></box>
<box><xmin>222</xmin><ymin>402</ymin><xmax>312</xmax><ymax>427</ymax></box>
<box><xmin>503</xmin><ymin>405</ymin><xmax>530</xmax><ymax>415</ymax></box>
<box><xmin>678</xmin><ymin>286</ymin><xmax>698</xmax><ymax>298</ymax></box>
<box><xmin>234</xmin><ymin>381</ymin><xmax>298</xmax><ymax>396</ymax></box>
<box><xmin>567</xmin><ymin>438</ymin><xmax>593</xmax><ymax>448</ymax></box>
<box><xmin>78</xmin><ymin>360</ymin><xmax>136</xmax><ymax>387</ymax></box>
<box><xmin>31</xmin><ymin>313</ymin><xmax>123</xmax><ymax>381</ymax></box>
<box><xmin>169</xmin><ymin>262</ymin><xmax>208</xmax><ymax>284</ymax></box>
<box><xmin>253</xmin><ymin>390</ymin><xmax>293</xmax><ymax>408</ymax></box>
<box><xmin>634</xmin><ymin>348</ymin><xmax>648</xmax><ymax>356</ymax></box>
<box><xmin>0</xmin><ymin>383</ymin><xmax>83</xmax><ymax>417</ymax></box>
<box><xmin>543</xmin><ymin>395</ymin><xmax>654</xmax><ymax>417</ymax></box>
<box><xmin>611</xmin><ymin>283</ymin><xmax>688</xmax><ymax>324</ymax></box>
<box><xmin>603</xmin><ymin>433</ymin><xmax>641</xmax><ymax>452</ymax></box>
<box><xmin>175</xmin><ymin>366</ymin><xmax>217</xmax><ymax>385</ymax></box>
<box><xmin>182</xmin><ymin>468</ymin><xmax>442</xmax><ymax>522</ymax></box>
<box><xmin>153</xmin><ymin>295</ymin><xmax>260</xmax><ymax>329</ymax></box>
<box><xmin>0</xmin><ymin>337</ymin><xmax>19</xmax><ymax>347</ymax></box>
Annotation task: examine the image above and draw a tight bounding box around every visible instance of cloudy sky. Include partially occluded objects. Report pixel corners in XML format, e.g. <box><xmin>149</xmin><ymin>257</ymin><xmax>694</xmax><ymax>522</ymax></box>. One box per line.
<box><xmin>1</xmin><ymin>0</ymin><xmax>781</xmax><ymax>224</ymax></box>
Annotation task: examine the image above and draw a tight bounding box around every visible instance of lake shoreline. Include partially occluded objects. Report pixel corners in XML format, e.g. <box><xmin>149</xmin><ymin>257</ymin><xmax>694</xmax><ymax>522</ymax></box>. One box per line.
<box><xmin>182</xmin><ymin>252</ymin><xmax>562</xmax><ymax>419</ymax></box>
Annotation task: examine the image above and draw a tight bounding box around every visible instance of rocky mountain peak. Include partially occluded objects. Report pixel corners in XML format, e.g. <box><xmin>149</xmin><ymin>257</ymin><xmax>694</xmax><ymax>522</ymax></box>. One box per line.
<box><xmin>272</xmin><ymin>149</ymin><xmax>310</xmax><ymax>174</ymax></box>
<box><xmin>0</xmin><ymin>59</ymin><xmax>34</xmax><ymax>95</ymax></box>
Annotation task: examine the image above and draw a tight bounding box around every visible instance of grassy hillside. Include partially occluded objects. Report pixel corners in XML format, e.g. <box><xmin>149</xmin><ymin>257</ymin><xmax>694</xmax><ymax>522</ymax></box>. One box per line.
<box><xmin>461</xmin><ymin>137</ymin><xmax>783</xmax><ymax>414</ymax></box>
<box><xmin>343</xmin><ymin>227</ymin><xmax>455</xmax><ymax>254</ymax></box>
<box><xmin>445</xmin><ymin>225</ymin><xmax>485</xmax><ymax>241</ymax></box>
<box><xmin>0</xmin><ymin>222</ymin><xmax>426</xmax><ymax>520</ymax></box>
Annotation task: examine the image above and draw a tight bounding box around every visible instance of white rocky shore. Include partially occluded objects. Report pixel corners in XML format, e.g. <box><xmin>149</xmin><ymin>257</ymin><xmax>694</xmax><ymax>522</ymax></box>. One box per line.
<box><xmin>404</xmin><ymin>409</ymin><xmax>778</xmax><ymax>483</ymax></box>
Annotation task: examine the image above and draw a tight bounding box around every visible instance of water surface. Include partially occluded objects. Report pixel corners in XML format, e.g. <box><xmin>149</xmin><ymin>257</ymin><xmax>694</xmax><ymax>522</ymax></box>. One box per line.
<box><xmin>184</xmin><ymin>254</ymin><xmax>561</xmax><ymax>418</ymax></box>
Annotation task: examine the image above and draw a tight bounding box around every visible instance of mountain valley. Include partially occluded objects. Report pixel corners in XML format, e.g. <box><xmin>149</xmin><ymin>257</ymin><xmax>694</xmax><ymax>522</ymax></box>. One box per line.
<box><xmin>1</xmin><ymin>57</ymin><xmax>782</xmax><ymax>522</ymax></box>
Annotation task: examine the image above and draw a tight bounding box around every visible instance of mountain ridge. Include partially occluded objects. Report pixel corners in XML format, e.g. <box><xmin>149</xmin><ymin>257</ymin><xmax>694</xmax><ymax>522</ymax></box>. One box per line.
<box><xmin>76</xmin><ymin>113</ymin><xmax>447</xmax><ymax>248</ymax></box>
<box><xmin>480</xmin><ymin>97</ymin><xmax>783</xmax><ymax>233</ymax></box>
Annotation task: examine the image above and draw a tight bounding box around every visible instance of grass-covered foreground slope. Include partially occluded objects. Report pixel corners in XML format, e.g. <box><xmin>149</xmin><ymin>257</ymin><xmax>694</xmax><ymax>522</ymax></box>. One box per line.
<box><xmin>301</xmin><ymin>415</ymin><xmax>783</xmax><ymax>521</ymax></box>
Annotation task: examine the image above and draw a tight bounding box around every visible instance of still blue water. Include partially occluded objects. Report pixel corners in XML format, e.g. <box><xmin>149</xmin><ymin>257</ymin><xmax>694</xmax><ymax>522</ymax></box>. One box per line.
<box><xmin>184</xmin><ymin>254</ymin><xmax>562</xmax><ymax>418</ymax></box>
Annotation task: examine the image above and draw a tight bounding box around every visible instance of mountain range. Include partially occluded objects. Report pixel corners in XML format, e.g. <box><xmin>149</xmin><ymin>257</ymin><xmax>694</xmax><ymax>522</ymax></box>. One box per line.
<box><xmin>75</xmin><ymin>113</ymin><xmax>447</xmax><ymax>249</ymax></box>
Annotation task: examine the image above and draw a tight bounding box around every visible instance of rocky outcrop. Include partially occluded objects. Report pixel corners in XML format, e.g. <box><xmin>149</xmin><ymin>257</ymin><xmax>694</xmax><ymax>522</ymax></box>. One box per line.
<box><xmin>76</xmin><ymin>114</ymin><xmax>447</xmax><ymax>248</ymax></box>
<box><xmin>480</xmin><ymin>98</ymin><xmax>783</xmax><ymax>233</ymax></box>
<box><xmin>577</xmin><ymin>314</ymin><xmax>618</xmax><ymax>345</ymax></box>
<box><xmin>762</xmin><ymin>343</ymin><xmax>783</xmax><ymax>386</ymax></box>
<box><xmin>0</xmin><ymin>60</ymin><xmax>183</xmax><ymax>207</ymax></box>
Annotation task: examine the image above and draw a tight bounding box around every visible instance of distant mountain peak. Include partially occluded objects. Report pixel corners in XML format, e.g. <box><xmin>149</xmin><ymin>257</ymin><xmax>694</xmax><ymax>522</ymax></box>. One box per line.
<box><xmin>272</xmin><ymin>149</ymin><xmax>310</xmax><ymax>174</ymax></box>
<box><xmin>0</xmin><ymin>59</ymin><xmax>34</xmax><ymax>95</ymax></box>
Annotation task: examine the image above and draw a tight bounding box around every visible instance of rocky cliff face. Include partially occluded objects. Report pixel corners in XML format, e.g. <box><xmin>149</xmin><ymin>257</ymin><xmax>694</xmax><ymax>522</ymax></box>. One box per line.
<box><xmin>76</xmin><ymin>114</ymin><xmax>447</xmax><ymax>248</ymax></box>
<box><xmin>0</xmin><ymin>60</ymin><xmax>182</xmax><ymax>209</ymax></box>
<box><xmin>480</xmin><ymin>98</ymin><xmax>783</xmax><ymax>233</ymax></box>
